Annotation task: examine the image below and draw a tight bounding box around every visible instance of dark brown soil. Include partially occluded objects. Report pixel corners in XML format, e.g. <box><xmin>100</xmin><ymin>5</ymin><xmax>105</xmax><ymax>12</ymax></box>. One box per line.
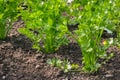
<box><xmin>0</xmin><ymin>19</ymin><xmax>120</xmax><ymax>80</ymax></box>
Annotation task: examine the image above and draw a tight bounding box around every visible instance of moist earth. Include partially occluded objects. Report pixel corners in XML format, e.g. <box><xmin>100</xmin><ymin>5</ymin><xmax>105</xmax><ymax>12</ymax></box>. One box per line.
<box><xmin>0</xmin><ymin>19</ymin><xmax>120</xmax><ymax>80</ymax></box>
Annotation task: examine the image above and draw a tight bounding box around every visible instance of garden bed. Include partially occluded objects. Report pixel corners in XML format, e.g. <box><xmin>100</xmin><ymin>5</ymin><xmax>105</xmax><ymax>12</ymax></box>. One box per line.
<box><xmin>0</xmin><ymin>20</ymin><xmax>120</xmax><ymax>80</ymax></box>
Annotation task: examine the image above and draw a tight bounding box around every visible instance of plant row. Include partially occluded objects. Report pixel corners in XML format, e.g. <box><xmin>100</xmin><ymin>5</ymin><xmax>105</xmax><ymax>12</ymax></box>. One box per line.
<box><xmin>0</xmin><ymin>0</ymin><xmax>120</xmax><ymax>73</ymax></box>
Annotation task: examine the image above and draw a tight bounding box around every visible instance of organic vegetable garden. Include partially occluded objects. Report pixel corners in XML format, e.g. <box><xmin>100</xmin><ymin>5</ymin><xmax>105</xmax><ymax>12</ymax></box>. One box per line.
<box><xmin>0</xmin><ymin>0</ymin><xmax>120</xmax><ymax>80</ymax></box>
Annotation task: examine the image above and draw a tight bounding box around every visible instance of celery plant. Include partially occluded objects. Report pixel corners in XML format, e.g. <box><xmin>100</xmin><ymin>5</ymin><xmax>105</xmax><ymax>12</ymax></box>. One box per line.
<box><xmin>72</xmin><ymin>0</ymin><xmax>119</xmax><ymax>73</ymax></box>
<box><xmin>0</xmin><ymin>0</ymin><xmax>20</xmax><ymax>39</ymax></box>
<box><xmin>18</xmin><ymin>0</ymin><xmax>69</xmax><ymax>53</ymax></box>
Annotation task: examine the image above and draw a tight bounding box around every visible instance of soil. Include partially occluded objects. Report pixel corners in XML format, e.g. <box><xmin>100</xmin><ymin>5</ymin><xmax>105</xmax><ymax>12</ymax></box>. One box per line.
<box><xmin>0</xmin><ymin>19</ymin><xmax>120</xmax><ymax>80</ymax></box>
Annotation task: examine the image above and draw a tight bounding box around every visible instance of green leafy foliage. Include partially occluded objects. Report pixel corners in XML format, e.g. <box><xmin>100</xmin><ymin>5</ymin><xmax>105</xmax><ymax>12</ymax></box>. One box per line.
<box><xmin>71</xmin><ymin>0</ymin><xmax>119</xmax><ymax>73</ymax></box>
<box><xmin>2</xmin><ymin>0</ymin><xmax>118</xmax><ymax>73</ymax></box>
<box><xmin>0</xmin><ymin>0</ymin><xmax>20</xmax><ymax>39</ymax></box>
<box><xmin>18</xmin><ymin>0</ymin><xmax>69</xmax><ymax>53</ymax></box>
<box><xmin>47</xmin><ymin>58</ymin><xmax>79</xmax><ymax>73</ymax></box>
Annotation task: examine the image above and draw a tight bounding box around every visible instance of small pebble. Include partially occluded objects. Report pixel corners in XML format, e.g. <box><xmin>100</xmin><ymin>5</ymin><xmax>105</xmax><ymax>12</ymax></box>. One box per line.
<box><xmin>35</xmin><ymin>65</ymin><xmax>40</xmax><ymax>69</ymax></box>
<box><xmin>105</xmin><ymin>74</ymin><xmax>113</xmax><ymax>77</ymax></box>
<box><xmin>2</xmin><ymin>76</ymin><xmax>6</xmax><ymax>79</ymax></box>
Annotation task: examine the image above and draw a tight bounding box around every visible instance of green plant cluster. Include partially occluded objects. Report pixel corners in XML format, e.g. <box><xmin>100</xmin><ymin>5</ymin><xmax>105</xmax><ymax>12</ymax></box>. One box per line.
<box><xmin>0</xmin><ymin>0</ymin><xmax>21</xmax><ymax>39</ymax></box>
<box><xmin>47</xmin><ymin>58</ymin><xmax>79</xmax><ymax>73</ymax></box>
<box><xmin>18</xmin><ymin>0</ymin><xmax>70</xmax><ymax>53</ymax></box>
<box><xmin>0</xmin><ymin>0</ymin><xmax>119</xmax><ymax>73</ymax></box>
<box><xmin>73</xmin><ymin>0</ymin><xmax>120</xmax><ymax>73</ymax></box>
